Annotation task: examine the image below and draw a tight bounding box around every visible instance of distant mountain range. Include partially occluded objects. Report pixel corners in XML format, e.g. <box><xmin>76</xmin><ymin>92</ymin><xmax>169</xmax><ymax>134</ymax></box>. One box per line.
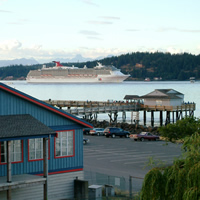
<box><xmin>0</xmin><ymin>54</ymin><xmax>114</xmax><ymax>67</ymax></box>
<box><xmin>0</xmin><ymin>58</ymin><xmax>39</xmax><ymax>67</ymax></box>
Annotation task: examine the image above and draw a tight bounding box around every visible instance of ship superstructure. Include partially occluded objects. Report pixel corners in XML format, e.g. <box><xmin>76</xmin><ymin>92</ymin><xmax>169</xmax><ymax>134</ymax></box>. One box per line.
<box><xmin>26</xmin><ymin>61</ymin><xmax>130</xmax><ymax>83</ymax></box>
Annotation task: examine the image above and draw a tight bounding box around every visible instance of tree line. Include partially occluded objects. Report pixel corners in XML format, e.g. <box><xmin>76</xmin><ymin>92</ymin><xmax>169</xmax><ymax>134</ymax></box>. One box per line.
<box><xmin>0</xmin><ymin>52</ymin><xmax>200</xmax><ymax>80</ymax></box>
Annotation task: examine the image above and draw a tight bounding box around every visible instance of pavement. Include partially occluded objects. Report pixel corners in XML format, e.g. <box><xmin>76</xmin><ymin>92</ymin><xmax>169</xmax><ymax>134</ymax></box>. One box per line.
<box><xmin>83</xmin><ymin>135</ymin><xmax>183</xmax><ymax>192</ymax></box>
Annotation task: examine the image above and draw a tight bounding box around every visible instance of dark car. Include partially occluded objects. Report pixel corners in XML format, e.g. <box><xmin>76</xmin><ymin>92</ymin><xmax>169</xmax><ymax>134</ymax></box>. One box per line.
<box><xmin>104</xmin><ymin>127</ymin><xmax>130</xmax><ymax>138</ymax></box>
<box><xmin>83</xmin><ymin>138</ymin><xmax>89</xmax><ymax>144</ymax></box>
<box><xmin>83</xmin><ymin>128</ymin><xmax>92</xmax><ymax>135</ymax></box>
<box><xmin>130</xmin><ymin>132</ymin><xmax>160</xmax><ymax>141</ymax></box>
<box><xmin>89</xmin><ymin>128</ymin><xmax>105</xmax><ymax>136</ymax></box>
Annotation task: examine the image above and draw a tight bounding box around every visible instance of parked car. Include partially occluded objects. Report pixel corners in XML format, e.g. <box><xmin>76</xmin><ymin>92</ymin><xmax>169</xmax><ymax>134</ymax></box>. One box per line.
<box><xmin>89</xmin><ymin>128</ymin><xmax>105</xmax><ymax>136</ymax></box>
<box><xmin>104</xmin><ymin>127</ymin><xmax>130</xmax><ymax>138</ymax></box>
<box><xmin>83</xmin><ymin>138</ymin><xmax>89</xmax><ymax>144</ymax></box>
<box><xmin>130</xmin><ymin>132</ymin><xmax>160</xmax><ymax>141</ymax></box>
<box><xmin>83</xmin><ymin>128</ymin><xmax>92</xmax><ymax>135</ymax></box>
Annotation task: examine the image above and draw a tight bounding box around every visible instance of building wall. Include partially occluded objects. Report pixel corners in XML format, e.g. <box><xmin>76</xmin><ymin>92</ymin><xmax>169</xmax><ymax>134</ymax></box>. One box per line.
<box><xmin>0</xmin><ymin>171</ymin><xmax>84</xmax><ymax>200</ymax></box>
<box><xmin>169</xmin><ymin>99</ymin><xmax>183</xmax><ymax>106</ymax></box>
<box><xmin>0</xmin><ymin>89</ymin><xmax>76</xmax><ymax>126</ymax></box>
<box><xmin>144</xmin><ymin>99</ymin><xmax>170</xmax><ymax>106</ymax></box>
<box><xmin>0</xmin><ymin>88</ymin><xmax>85</xmax><ymax>176</ymax></box>
<box><xmin>144</xmin><ymin>98</ymin><xmax>183</xmax><ymax>107</ymax></box>
<box><xmin>0</xmin><ymin>129</ymin><xmax>84</xmax><ymax>176</ymax></box>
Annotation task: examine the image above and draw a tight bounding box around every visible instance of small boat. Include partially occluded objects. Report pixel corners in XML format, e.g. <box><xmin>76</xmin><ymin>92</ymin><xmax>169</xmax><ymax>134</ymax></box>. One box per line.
<box><xmin>190</xmin><ymin>77</ymin><xmax>195</xmax><ymax>83</ymax></box>
<box><xmin>144</xmin><ymin>78</ymin><xmax>150</xmax><ymax>81</ymax></box>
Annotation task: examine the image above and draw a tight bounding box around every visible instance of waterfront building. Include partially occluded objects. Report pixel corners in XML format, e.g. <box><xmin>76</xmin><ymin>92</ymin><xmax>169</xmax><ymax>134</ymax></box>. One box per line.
<box><xmin>0</xmin><ymin>83</ymin><xmax>93</xmax><ymax>200</ymax></box>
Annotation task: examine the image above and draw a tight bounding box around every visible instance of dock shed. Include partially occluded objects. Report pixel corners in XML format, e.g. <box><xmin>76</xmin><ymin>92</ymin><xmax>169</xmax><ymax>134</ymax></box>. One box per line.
<box><xmin>140</xmin><ymin>89</ymin><xmax>184</xmax><ymax>107</ymax></box>
<box><xmin>0</xmin><ymin>83</ymin><xmax>93</xmax><ymax>200</ymax></box>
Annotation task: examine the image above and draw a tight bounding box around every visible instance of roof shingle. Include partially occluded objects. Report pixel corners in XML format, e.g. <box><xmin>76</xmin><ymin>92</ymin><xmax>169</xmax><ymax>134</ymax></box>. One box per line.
<box><xmin>0</xmin><ymin>114</ymin><xmax>55</xmax><ymax>139</ymax></box>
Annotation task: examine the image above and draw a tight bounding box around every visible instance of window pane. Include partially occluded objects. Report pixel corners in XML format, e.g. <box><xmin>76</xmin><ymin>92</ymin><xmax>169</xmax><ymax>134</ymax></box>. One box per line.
<box><xmin>56</xmin><ymin>131</ymin><xmax>74</xmax><ymax>157</ymax></box>
<box><xmin>29</xmin><ymin>152</ymin><xmax>35</xmax><ymax>160</ymax></box>
<box><xmin>29</xmin><ymin>138</ymin><xmax>43</xmax><ymax>160</ymax></box>
<box><xmin>15</xmin><ymin>153</ymin><xmax>21</xmax><ymax>162</ymax></box>
<box><xmin>0</xmin><ymin>141</ymin><xmax>22</xmax><ymax>163</ymax></box>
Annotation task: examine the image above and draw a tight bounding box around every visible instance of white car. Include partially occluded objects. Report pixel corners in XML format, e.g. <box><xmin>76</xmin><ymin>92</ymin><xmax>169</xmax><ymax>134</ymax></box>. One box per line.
<box><xmin>89</xmin><ymin>128</ymin><xmax>105</xmax><ymax>136</ymax></box>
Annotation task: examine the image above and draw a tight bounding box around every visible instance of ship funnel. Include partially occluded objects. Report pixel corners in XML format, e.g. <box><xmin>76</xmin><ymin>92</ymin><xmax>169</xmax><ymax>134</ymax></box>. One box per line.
<box><xmin>53</xmin><ymin>61</ymin><xmax>63</xmax><ymax>67</ymax></box>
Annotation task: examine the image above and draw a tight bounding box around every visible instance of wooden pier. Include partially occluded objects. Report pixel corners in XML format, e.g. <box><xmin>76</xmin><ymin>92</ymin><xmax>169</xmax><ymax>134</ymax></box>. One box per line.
<box><xmin>43</xmin><ymin>99</ymin><xmax>196</xmax><ymax>126</ymax></box>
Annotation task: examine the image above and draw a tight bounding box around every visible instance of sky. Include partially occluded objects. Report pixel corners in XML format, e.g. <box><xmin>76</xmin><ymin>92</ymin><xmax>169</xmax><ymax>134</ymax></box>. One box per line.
<box><xmin>0</xmin><ymin>0</ymin><xmax>200</xmax><ymax>62</ymax></box>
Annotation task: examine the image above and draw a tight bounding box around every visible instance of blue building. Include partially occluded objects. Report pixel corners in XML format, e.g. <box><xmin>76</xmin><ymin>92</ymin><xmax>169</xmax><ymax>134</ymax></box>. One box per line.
<box><xmin>0</xmin><ymin>83</ymin><xmax>93</xmax><ymax>200</ymax></box>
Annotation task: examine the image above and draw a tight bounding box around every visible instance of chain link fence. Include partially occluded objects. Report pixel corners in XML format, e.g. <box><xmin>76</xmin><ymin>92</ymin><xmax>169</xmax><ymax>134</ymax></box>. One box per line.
<box><xmin>84</xmin><ymin>171</ymin><xmax>143</xmax><ymax>199</ymax></box>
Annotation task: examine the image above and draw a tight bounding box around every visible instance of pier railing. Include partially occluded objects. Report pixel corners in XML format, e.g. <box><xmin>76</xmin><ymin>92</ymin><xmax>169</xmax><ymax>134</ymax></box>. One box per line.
<box><xmin>141</xmin><ymin>103</ymin><xmax>196</xmax><ymax>111</ymax></box>
<box><xmin>64</xmin><ymin>104</ymin><xmax>140</xmax><ymax>115</ymax></box>
<box><xmin>43</xmin><ymin>100</ymin><xmax>139</xmax><ymax>108</ymax></box>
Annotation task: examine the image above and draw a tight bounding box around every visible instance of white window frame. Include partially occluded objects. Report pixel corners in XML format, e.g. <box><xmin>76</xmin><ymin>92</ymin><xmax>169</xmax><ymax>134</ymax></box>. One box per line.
<box><xmin>28</xmin><ymin>138</ymin><xmax>43</xmax><ymax>161</ymax></box>
<box><xmin>55</xmin><ymin>130</ymin><xmax>74</xmax><ymax>158</ymax></box>
<box><xmin>0</xmin><ymin>140</ymin><xmax>22</xmax><ymax>163</ymax></box>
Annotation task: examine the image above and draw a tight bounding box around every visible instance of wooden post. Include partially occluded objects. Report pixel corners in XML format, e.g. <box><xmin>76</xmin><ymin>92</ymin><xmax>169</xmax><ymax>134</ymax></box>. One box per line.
<box><xmin>143</xmin><ymin>111</ymin><xmax>146</xmax><ymax>126</ymax></box>
<box><xmin>43</xmin><ymin>137</ymin><xmax>48</xmax><ymax>200</ymax></box>
<box><xmin>160</xmin><ymin>111</ymin><xmax>163</xmax><ymax>126</ymax></box>
<box><xmin>176</xmin><ymin>111</ymin><xmax>179</xmax><ymax>121</ymax></box>
<box><xmin>129</xmin><ymin>176</ymin><xmax>132</xmax><ymax>198</ymax></box>
<box><xmin>122</xmin><ymin>111</ymin><xmax>126</xmax><ymax>123</ymax></box>
<box><xmin>151</xmin><ymin>111</ymin><xmax>154</xmax><ymax>127</ymax></box>
<box><xmin>131</xmin><ymin>111</ymin><xmax>133</xmax><ymax>124</ymax></box>
<box><xmin>7</xmin><ymin>140</ymin><xmax>12</xmax><ymax>200</ymax></box>
<box><xmin>172</xmin><ymin>111</ymin><xmax>175</xmax><ymax>123</ymax></box>
<box><xmin>166</xmin><ymin>111</ymin><xmax>170</xmax><ymax>125</ymax></box>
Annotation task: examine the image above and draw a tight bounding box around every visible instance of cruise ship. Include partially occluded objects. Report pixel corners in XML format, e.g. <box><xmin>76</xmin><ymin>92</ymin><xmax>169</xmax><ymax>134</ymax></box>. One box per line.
<box><xmin>26</xmin><ymin>61</ymin><xmax>130</xmax><ymax>83</ymax></box>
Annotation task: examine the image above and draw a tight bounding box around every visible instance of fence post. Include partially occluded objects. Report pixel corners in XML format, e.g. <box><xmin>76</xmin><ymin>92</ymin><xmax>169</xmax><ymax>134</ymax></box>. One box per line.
<box><xmin>129</xmin><ymin>176</ymin><xmax>132</xmax><ymax>198</ymax></box>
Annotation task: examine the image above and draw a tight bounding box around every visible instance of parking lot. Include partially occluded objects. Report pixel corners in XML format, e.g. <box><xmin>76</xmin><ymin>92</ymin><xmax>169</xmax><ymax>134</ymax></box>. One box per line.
<box><xmin>83</xmin><ymin>135</ymin><xmax>183</xmax><ymax>191</ymax></box>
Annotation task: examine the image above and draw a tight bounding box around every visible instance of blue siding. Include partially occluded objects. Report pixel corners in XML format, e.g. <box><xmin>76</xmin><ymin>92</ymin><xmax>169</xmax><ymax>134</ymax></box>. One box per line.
<box><xmin>0</xmin><ymin>129</ymin><xmax>83</xmax><ymax>176</ymax></box>
<box><xmin>0</xmin><ymin>89</ymin><xmax>76</xmax><ymax>126</ymax></box>
<box><xmin>0</xmin><ymin>85</ymin><xmax>90</xmax><ymax>177</ymax></box>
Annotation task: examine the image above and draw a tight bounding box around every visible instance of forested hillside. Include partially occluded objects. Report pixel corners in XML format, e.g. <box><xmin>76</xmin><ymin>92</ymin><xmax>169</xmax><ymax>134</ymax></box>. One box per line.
<box><xmin>1</xmin><ymin>52</ymin><xmax>200</xmax><ymax>81</ymax></box>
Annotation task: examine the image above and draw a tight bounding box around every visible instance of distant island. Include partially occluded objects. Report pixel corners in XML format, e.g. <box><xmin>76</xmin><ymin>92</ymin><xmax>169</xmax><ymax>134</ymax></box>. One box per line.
<box><xmin>0</xmin><ymin>52</ymin><xmax>200</xmax><ymax>81</ymax></box>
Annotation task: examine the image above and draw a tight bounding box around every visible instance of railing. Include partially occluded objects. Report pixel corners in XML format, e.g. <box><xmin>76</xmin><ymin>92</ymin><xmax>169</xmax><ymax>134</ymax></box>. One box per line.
<box><xmin>64</xmin><ymin>104</ymin><xmax>140</xmax><ymax>115</ymax></box>
<box><xmin>141</xmin><ymin>103</ymin><xmax>196</xmax><ymax>111</ymax></box>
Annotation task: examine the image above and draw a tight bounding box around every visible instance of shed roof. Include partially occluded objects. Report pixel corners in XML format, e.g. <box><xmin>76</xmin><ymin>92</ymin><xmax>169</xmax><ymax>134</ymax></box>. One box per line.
<box><xmin>0</xmin><ymin>114</ymin><xmax>56</xmax><ymax>139</ymax></box>
<box><xmin>124</xmin><ymin>95</ymin><xmax>141</xmax><ymax>100</ymax></box>
<box><xmin>0</xmin><ymin>83</ymin><xmax>93</xmax><ymax>129</ymax></box>
<box><xmin>155</xmin><ymin>89</ymin><xmax>183</xmax><ymax>95</ymax></box>
<box><xmin>140</xmin><ymin>89</ymin><xmax>183</xmax><ymax>99</ymax></box>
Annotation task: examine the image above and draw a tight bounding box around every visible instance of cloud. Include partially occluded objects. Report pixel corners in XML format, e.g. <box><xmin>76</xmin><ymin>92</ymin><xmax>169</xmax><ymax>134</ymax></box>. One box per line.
<box><xmin>0</xmin><ymin>0</ymin><xmax>7</xmax><ymax>6</ymax></box>
<box><xmin>81</xmin><ymin>0</ymin><xmax>99</xmax><ymax>7</ymax></box>
<box><xmin>79</xmin><ymin>30</ymin><xmax>100</xmax><ymax>36</ymax></box>
<box><xmin>0</xmin><ymin>39</ymin><xmax>127</xmax><ymax>61</ymax></box>
<box><xmin>87</xmin><ymin>36</ymin><xmax>102</xmax><ymax>40</ymax></box>
<box><xmin>126</xmin><ymin>29</ymin><xmax>140</xmax><ymax>32</ymax></box>
<box><xmin>0</xmin><ymin>9</ymin><xmax>12</xmax><ymax>13</ymax></box>
<box><xmin>99</xmin><ymin>16</ymin><xmax>120</xmax><ymax>20</ymax></box>
<box><xmin>87</xmin><ymin>20</ymin><xmax>113</xmax><ymax>25</ymax></box>
<box><xmin>157</xmin><ymin>27</ymin><xmax>200</xmax><ymax>33</ymax></box>
<box><xmin>7</xmin><ymin>19</ymin><xmax>30</xmax><ymax>25</ymax></box>
<box><xmin>0</xmin><ymin>39</ymin><xmax>22</xmax><ymax>50</ymax></box>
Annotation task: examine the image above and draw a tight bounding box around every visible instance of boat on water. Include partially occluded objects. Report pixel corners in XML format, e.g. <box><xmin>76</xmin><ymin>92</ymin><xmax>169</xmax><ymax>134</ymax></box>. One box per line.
<box><xmin>190</xmin><ymin>77</ymin><xmax>195</xmax><ymax>83</ymax></box>
<box><xmin>26</xmin><ymin>61</ymin><xmax>130</xmax><ymax>83</ymax></box>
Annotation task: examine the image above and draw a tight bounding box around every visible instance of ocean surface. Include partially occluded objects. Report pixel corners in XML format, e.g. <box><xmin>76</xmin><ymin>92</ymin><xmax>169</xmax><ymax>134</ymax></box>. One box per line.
<box><xmin>2</xmin><ymin>80</ymin><xmax>200</xmax><ymax>125</ymax></box>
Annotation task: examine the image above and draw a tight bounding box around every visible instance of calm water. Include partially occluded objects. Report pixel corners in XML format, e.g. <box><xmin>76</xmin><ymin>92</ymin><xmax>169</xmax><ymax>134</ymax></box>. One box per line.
<box><xmin>2</xmin><ymin>80</ymin><xmax>200</xmax><ymax>124</ymax></box>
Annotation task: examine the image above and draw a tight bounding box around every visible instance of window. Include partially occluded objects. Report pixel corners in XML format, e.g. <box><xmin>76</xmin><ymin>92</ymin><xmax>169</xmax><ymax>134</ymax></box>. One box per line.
<box><xmin>28</xmin><ymin>138</ymin><xmax>49</xmax><ymax>161</ymax></box>
<box><xmin>29</xmin><ymin>138</ymin><xmax>43</xmax><ymax>160</ymax></box>
<box><xmin>156</xmin><ymin>100</ymin><xmax>162</xmax><ymax>106</ymax></box>
<box><xmin>0</xmin><ymin>140</ymin><xmax>22</xmax><ymax>164</ymax></box>
<box><xmin>55</xmin><ymin>130</ymin><xmax>74</xmax><ymax>157</ymax></box>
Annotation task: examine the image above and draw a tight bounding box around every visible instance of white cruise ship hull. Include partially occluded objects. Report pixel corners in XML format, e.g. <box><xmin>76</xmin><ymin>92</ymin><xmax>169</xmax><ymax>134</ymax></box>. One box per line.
<box><xmin>26</xmin><ymin>74</ymin><xmax>129</xmax><ymax>83</ymax></box>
